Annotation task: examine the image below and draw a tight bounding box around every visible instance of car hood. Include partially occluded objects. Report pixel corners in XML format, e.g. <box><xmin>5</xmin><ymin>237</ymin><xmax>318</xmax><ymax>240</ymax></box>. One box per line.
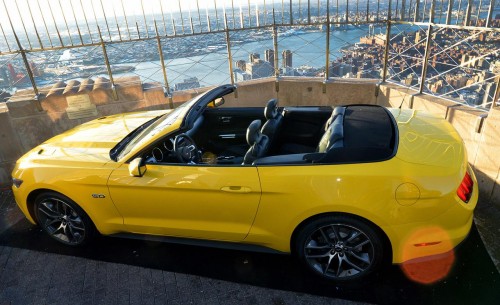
<box><xmin>21</xmin><ymin>110</ymin><xmax>170</xmax><ymax>166</ymax></box>
<box><xmin>389</xmin><ymin>108</ymin><xmax>464</xmax><ymax>168</ymax></box>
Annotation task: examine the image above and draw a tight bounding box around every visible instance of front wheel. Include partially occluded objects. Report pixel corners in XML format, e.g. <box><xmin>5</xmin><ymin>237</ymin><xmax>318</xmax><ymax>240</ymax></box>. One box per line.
<box><xmin>34</xmin><ymin>192</ymin><xmax>95</xmax><ymax>246</ymax></box>
<box><xmin>295</xmin><ymin>215</ymin><xmax>385</xmax><ymax>282</ymax></box>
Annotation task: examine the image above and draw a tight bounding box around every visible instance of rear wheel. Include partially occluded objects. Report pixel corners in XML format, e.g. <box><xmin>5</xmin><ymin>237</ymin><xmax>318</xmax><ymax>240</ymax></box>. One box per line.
<box><xmin>295</xmin><ymin>215</ymin><xmax>384</xmax><ymax>282</ymax></box>
<box><xmin>34</xmin><ymin>192</ymin><xmax>95</xmax><ymax>246</ymax></box>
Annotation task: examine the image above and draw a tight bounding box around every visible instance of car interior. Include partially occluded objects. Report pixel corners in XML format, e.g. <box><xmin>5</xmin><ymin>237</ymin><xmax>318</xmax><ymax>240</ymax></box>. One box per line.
<box><xmin>143</xmin><ymin>98</ymin><xmax>398</xmax><ymax>166</ymax></box>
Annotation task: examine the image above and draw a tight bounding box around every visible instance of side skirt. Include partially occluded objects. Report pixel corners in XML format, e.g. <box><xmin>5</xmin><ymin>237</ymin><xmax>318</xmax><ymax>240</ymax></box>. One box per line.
<box><xmin>109</xmin><ymin>232</ymin><xmax>288</xmax><ymax>255</ymax></box>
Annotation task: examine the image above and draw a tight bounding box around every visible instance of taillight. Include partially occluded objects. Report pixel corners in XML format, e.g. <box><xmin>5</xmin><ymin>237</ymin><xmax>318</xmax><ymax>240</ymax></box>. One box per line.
<box><xmin>457</xmin><ymin>172</ymin><xmax>473</xmax><ymax>203</ymax></box>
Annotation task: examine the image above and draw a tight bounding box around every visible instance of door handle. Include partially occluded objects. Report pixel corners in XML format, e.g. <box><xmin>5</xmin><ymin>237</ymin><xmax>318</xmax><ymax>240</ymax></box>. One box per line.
<box><xmin>221</xmin><ymin>186</ymin><xmax>251</xmax><ymax>193</ymax></box>
<box><xmin>219</xmin><ymin>116</ymin><xmax>232</xmax><ymax>124</ymax></box>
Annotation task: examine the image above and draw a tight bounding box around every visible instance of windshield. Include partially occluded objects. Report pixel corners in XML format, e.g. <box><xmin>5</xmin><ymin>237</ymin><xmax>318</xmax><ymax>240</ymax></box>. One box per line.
<box><xmin>112</xmin><ymin>104</ymin><xmax>187</xmax><ymax>161</ymax></box>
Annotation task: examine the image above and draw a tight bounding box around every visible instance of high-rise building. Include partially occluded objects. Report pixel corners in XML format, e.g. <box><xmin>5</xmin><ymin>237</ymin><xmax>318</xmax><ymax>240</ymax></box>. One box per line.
<box><xmin>265</xmin><ymin>49</ymin><xmax>275</xmax><ymax>68</ymax></box>
<box><xmin>236</xmin><ymin>60</ymin><xmax>246</xmax><ymax>71</ymax></box>
<box><xmin>246</xmin><ymin>59</ymin><xmax>274</xmax><ymax>79</ymax></box>
<box><xmin>282</xmin><ymin>50</ymin><xmax>292</xmax><ymax>68</ymax></box>
<box><xmin>233</xmin><ymin>68</ymin><xmax>251</xmax><ymax>82</ymax></box>
<box><xmin>249</xmin><ymin>53</ymin><xmax>260</xmax><ymax>63</ymax></box>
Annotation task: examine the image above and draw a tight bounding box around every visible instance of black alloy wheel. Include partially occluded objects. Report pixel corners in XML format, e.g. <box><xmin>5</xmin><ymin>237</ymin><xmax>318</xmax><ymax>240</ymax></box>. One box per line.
<box><xmin>295</xmin><ymin>215</ymin><xmax>385</xmax><ymax>281</ymax></box>
<box><xmin>34</xmin><ymin>192</ymin><xmax>95</xmax><ymax>246</ymax></box>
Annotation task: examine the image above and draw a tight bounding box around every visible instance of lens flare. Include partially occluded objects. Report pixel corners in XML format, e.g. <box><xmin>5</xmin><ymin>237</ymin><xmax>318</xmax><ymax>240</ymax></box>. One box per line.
<box><xmin>400</xmin><ymin>226</ymin><xmax>455</xmax><ymax>284</ymax></box>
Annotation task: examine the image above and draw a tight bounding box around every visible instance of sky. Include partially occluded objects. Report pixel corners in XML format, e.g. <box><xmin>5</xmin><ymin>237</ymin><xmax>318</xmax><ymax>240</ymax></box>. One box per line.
<box><xmin>0</xmin><ymin>0</ymin><xmax>279</xmax><ymax>31</ymax></box>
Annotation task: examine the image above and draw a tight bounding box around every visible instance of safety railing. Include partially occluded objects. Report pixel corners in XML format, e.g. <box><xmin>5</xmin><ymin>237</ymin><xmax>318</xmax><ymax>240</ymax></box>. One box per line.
<box><xmin>0</xmin><ymin>0</ymin><xmax>499</xmax><ymax>109</ymax></box>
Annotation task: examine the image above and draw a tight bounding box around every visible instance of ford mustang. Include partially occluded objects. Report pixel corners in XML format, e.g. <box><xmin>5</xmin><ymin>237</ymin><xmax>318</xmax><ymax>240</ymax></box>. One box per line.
<box><xmin>11</xmin><ymin>84</ymin><xmax>477</xmax><ymax>282</ymax></box>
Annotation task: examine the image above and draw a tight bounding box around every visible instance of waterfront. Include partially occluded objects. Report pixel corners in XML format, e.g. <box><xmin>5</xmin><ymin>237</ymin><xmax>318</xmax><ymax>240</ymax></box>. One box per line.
<box><xmin>109</xmin><ymin>26</ymin><xmax>386</xmax><ymax>88</ymax></box>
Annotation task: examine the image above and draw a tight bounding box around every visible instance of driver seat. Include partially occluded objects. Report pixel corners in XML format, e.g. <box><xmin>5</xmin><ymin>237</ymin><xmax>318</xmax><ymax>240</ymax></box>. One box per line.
<box><xmin>243</xmin><ymin>120</ymin><xmax>270</xmax><ymax>165</ymax></box>
<box><xmin>261</xmin><ymin>99</ymin><xmax>283</xmax><ymax>152</ymax></box>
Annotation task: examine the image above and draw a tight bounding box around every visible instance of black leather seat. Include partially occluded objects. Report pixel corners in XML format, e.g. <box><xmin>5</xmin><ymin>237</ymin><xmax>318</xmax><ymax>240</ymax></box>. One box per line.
<box><xmin>261</xmin><ymin>99</ymin><xmax>283</xmax><ymax>151</ymax></box>
<box><xmin>317</xmin><ymin>111</ymin><xmax>344</xmax><ymax>153</ymax></box>
<box><xmin>243</xmin><ymin>120</ymin><xmax>270</xmax><ymax>165</ymax></box>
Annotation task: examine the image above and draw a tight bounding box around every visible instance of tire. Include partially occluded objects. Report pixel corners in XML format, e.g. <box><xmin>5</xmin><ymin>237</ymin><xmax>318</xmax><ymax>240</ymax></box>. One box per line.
<box><xmin>295</xmin><ymin>215</ymin><xmax>385</xmax><ymax>282</ymax></box>
<box><xmin>34</xmin><ymin>192</ymin><xmax>96</xmax><ymax>246</ymax></box>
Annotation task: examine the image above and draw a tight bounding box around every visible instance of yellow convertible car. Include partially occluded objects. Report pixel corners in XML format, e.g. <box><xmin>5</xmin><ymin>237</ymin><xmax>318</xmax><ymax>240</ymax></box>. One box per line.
<box><xmin>11</xmin><ymin>84</ymin><xmax>477</xmax><ymax>282</ymax></box>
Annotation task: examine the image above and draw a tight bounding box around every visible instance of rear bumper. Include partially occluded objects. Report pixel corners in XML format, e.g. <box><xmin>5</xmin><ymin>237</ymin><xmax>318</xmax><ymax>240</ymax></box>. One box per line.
<box><xmin>391</xmin><ymin>168</ymin><xmax>478</xmax><ymax>263</ymax></box>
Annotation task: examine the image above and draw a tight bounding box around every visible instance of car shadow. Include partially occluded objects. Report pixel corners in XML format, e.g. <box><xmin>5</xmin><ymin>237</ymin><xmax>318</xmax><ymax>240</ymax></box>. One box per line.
<box><xmin>0</xmin><ymin>216</ymin><xmax>499</xmax><ymax>305</ymax></box>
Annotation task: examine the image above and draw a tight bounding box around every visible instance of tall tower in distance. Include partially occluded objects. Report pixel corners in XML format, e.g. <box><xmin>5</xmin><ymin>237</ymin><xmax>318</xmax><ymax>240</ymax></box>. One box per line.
<box><xmin>265</xmin><ymin>49</ymin><xmax>275</xmax><ymax>68</ymax></box>
<box><xmin>282</xmin><ymin>50</ymin><xmax>292</xmax><ymax>68</ymax></box>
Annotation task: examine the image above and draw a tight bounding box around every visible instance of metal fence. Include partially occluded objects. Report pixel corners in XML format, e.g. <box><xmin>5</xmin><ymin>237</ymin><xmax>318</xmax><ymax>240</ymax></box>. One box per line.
<box><xmin>0</xmin><ymin>0</ymin><xmax>499</xmax><ymax>109</ymax></box>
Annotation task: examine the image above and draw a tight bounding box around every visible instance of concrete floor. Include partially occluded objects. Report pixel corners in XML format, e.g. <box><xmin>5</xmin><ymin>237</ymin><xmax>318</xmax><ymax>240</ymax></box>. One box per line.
<box><xmin>1</xmin><ymin>189</ymin><xmax>499</xmax><ymax>305</ymax></box>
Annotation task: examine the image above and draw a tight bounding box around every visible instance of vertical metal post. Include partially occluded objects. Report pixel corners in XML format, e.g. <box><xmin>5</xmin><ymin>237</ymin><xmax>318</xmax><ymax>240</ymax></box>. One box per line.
<box><xmin>98</xmin><ymin>26</ymin><xmax>117</xmax><ymax>101</ymax></box>
<box><xmin>429</xmin><ymin>0</ymin><xmax>436</xmax><ymax>23</ymax></box>
<box><xmin>356</xmin><ymin>0</ymin><xmax>359</xmax><ymax>22</ymax></box>
<box><xmin>456</xmin><ymin>0</ymin><xmax>463</xmax><ymax>25</ymax></box>
<box><xmin>80</xmin><ymin>0</ymin><xmax>94</xmax><ymax>43</ymax></box>
<box><xmin>264</xmin><ymin>0</ymin><xmax>268</xmax><ymax>25</ymax></box>
<box><xmin>282</xmin><ymin>0</ymin><xmax>285</xmax><ymax>24</ymax></box>
<box><xmin>382</xmin><ymin>21</ymin><xmax>391</xmax><ymax>82</ymax></box>
<box><xmin>11</xmin><ymin>28</ymin><xmax>41</xmax><ymax>110</ymax></box>
<box><xmin>422</xmin><ymin>0</ymin><xmax>427</xmax><ymax>21</ymax></box>
<box><xmin>377</xmin><ymin>0</ymin><xmax>380</xmax><ymax>21</ymax></box>
<box><xmin>214</xmin><ymin>0</ymin><xmax>219</xmax><ymax>30</ymax></box>
<box><xmin>69</xmin><ymin>0</ymin><xmax>84</xmax><ymax>44</ymax></box>
<box><xmin>256</xmin><ymin>2</ymin><xmax>260</xmax><ymax>27</ymax></box>
<box><xmin>366</xmin><ymin>0</ymin><xmax>370</xmax><ymax>23</ymax></box>
<box><xmin>14</xmin><ymin>0</ymin><xmax>32</xmax><ymax>49</ymax></box>
<box><xmin>419</xmin><ymin>25</ymin><xmax>433</xmax><ymax>94</ymax></box>
<box><xmin>159</xmin><ymin>0</ymin><xmax>168</xmax><ymax>35</ymax></box>
<box><xmin>414</xmin><ymin>0</ymin><xmax>420</xmax><ymax>23</ymax></box>
<box><xmin>273</xmin><ymin>22</ymin><xmax>279</xmax><ymax>79</ymax></box>
<box><xmin>112</xmin><ymin>5</ymin><xmax>122</xmax><ymax>41</ymax></box>
<box><xmin>486</xmin><ymin>0</ymin><xmax>496</xmax><ymax>28</ymax></box>
<box><xmin>0</xmin><ymin>23</ymin><xmax>12</xmax><ymax>52</ymax></box>
<box><xmin>224</xmin><ymin>14</ymin><xmax>235</xmax><ymax>85</ymax></box>
<box><xmin>401</xmin><ymin>0</ymin><xmax>407</xmax><ymax>21</ymax></box>
<box><xmin>136</xmin><ymin>22</ymin><xmax>141</xmax><ymax>39</ymax></box>
<box><xmin>388</xmin><ymin>0</ymin><xmax>392</xmax><ymax>21</ymax></box>
<box><xmin>121</xmin><ymin>0</ymin><xmax>132</xmax><ymax>39</ymax></box>
<box><xmin>345</xmin><ymin>0</ymin><xmax>349</xmax><ymax>23</ymax></box>
<box><xmin>231</xmin><ymin>0</ymin><xmax>236</xmax><ymax>29</ymax></box>
<box><xmin>290</xmin><ymin>0</ymin><xmax>293</xmax><ymax>24</ymax></box>
<box><xmin>240</xmin><ymin>2</ymin><xmax>244</xmax><ymax>28</ymax></box>
<box><xmin>178</xmin><ymin>0</ymin><xmax>186</xmax><ymax>34</ymax></box>
<box><xmin>206</xmin><ymin>4</ymin><xmax>212</xmax><ymax>32</ymax></box>
<box><xmin>37</xmin><ymin>0</ymin><xmax>54</xmax><ymax>47</ymax></box>
<box><xmin>98</xmin><ymin>0</ymin><xmax>112</xmax><ymax>40</ymax></box>
<box><xmin>324</xmin><ymin>0</ymin><xmax>330</xmax><ymax>92</ymax></box>
<box><xmin>141</xmin><ymin>0</ymin><xmax>150</xmax><ymax>38</ymax></box>
<box><xmin>26</xmin><ymin>0</ymin><xmax>43</xmax><ymax>48</ymax></box>
<box><xmin>58</xmin><ymin>0</ymin><xmax>74</xmax><ymax>45</ymax></box>
<box><xmin>475</xmin><ymin>0</ymin><xmax>483</xmax><ymax>26</ymax></box>
<box><xmin>464</xmin><ymin>0</ymin><xmax>472</xmax><ymax>26</ymax></box>
<box><xmin>197</xmin><ymin>0</ymin><xmax>203</xmax><ymax>31</ymax></box>
<box><xmin>299</xmin><ymin>0</ymin><xmax>301</xmax><ymax>22</ymax></box>
<box><xmin>248</xmin><ymin>0</ymin><xmax>252</xmax><ymax>27</ymax></box>
<box><xmin>154</xmin><ymin>21</ymin><xmax>173</xmax><ymax>109</ymax></box>
<box><xmin>307</xmin><ymin>0</ymin><xmax>311</xmax><ymax>24</ymax></box>
<box><xmin>445</xmin><ymin>0</ymin><xmax>454</xmax><ymax>25</ymax></box>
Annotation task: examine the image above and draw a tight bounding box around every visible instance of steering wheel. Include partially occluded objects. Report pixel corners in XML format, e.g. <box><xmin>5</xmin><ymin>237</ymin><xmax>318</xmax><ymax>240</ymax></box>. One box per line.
<box><xmin>173</xmin><ymin>134</ymin><xmax>200</xmax><ymax>163</ymax></box>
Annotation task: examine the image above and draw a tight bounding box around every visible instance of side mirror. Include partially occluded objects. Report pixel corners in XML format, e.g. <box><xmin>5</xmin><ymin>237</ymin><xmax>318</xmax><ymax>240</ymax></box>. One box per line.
<box><xmin>208</xmin><ymin>97</ymin><xmax>225</xmax><ymax>108</ymax></box>
<box><xmin>128</xmin><ymin>157</ymin><xmax>147</xmax><ymax>177</ymax></box>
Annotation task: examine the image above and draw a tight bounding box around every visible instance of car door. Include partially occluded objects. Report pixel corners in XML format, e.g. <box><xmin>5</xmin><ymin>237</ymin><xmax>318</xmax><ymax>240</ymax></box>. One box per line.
<box><xmin>107</xmin><ymin>163</ymin><xmax>261</xmax><ymax>241</ymax></box>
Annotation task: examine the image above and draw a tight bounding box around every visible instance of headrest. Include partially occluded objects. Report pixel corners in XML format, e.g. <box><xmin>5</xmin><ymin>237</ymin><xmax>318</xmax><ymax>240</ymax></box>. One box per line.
<box><xmin>325</xmin><ymin>106</ymin><xmax>346</xmax><ymax>131</ymax></box>
<box><xmin>264</xmin><ymin>99</ymin><xmax>279</xmax><ymax>119</ymax></box>
<box><xmin>246</xmin><ymin>120</ymin><xmax>262</xmax><ymax>145</ymax></box>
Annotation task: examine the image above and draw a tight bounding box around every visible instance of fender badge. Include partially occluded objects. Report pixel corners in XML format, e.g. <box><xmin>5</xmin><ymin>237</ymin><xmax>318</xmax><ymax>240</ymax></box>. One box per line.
<box><xmin>92</xmin><ymin>194</ymin><xmax>106</xmax><ymax>199</ymax></box>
